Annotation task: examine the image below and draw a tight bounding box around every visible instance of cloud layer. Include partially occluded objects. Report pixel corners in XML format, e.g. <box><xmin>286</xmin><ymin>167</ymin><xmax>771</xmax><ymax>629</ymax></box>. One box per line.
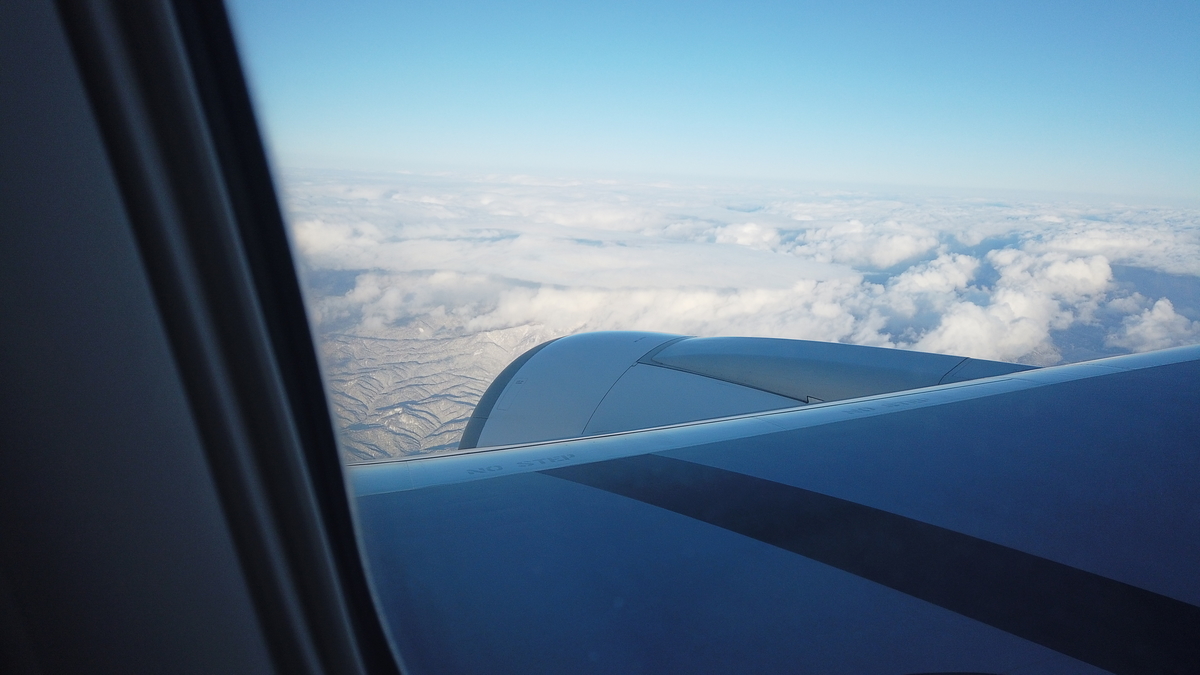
<box><xmin>279</xmin><ymin>170</ymin><xmax>1200</xmax><ymax>459</ymax></box>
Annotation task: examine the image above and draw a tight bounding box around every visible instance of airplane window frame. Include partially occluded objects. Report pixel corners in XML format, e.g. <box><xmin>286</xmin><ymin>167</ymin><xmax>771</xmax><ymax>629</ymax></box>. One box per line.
<box><xmin>55</xmin><ymin>1</ymin><xmax>398</xmax><ymax>673</ymax></box>
<box><xmin>50</xmin><ymin>0</ymin><xmax>1200</xmax><ymax>673</ymax></box>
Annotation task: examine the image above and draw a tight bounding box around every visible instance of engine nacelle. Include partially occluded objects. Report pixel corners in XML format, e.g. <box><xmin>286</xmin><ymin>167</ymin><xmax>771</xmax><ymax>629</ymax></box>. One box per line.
<box><xmin>460</xmin><ymin>331</ymin><xmax>1035</xmax><ymax>449</ymax></box>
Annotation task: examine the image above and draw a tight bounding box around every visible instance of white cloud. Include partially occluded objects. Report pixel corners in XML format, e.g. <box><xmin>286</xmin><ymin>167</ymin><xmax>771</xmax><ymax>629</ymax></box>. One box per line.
<box><xmin>1107</xmin><ymin>298</ymin><xmax>1200</xmax><ymax>353</ymax></box>
<box><xmin>912</xmin><ymin>251</ymin><xmax>1112</xmax><ymax>363</ymax></box>
<box><xmin>790</xmin><ymin>218</ymin><xmax>941</xmax><ymax>269</ymax></box>
<box><xmin>1026</xmin><ymin>219</ymin><xmax>1200</xmax><ymax>276</ymax></box>
<box><xmin>884</xmin><ymin>253</ymin><xmax>980</xmax><ymax>319</ymax></box>
<box><xmin>913</xmin><ymin>301</ymin><xmax>1062</xmax><ymax>364</ymax></box>
<box><xmin>279</xmin><ymin>170</ymin><xmax>1200</xmax><ymax>457</ymax></box>
<box><xmin>283</xmin><ymin>169</ymin><xmax>1198</xmax><ymax>365</ymax></box>
<box><xmin>463</xmin><ymin>278</ymin><xmax>889</xmax><ymax>346</ymax></box>
<box><xmin>714</xmin><ymin>222</ymin><xmax>781</xmax><ymax>250</ymax></box>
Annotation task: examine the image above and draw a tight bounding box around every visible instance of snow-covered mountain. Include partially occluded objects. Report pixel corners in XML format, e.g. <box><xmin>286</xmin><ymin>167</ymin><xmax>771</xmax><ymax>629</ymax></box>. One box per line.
<box><xmin>315</xmin><ymin>321</ymin><xmax>553</xmax><ymax>462</ymax></box>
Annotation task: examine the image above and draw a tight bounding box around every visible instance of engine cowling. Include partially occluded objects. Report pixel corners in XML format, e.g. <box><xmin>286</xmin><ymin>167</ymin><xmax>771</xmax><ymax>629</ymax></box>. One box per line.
<box><xmin>460</xmin><ymin>331</ymin><xmax>1035</xmax><ymax>449</ymax></box>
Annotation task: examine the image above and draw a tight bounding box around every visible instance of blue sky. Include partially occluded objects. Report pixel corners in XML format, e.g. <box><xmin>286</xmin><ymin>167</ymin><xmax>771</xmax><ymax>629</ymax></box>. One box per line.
<box><xmin>228</xmin><ymin>0</ymin><xmax>1199</xmax><ymax>199</ymax></box>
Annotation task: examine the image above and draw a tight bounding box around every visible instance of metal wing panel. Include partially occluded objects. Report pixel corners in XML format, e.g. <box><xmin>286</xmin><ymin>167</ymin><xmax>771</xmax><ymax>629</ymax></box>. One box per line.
<box><xmin>358</xmin><ymin>471</ymin><xmax>1109</xmax><ymax>675</ymax></box>
<box><xmin>644</xmin><ymin>335</ymin><xmax>1036</xmax><ymax>400</ymax></box>
<box><xmin>351</xmin><ymin>345</ymin><xmax>1200</xmax><ymax>674</ymax></box>
<box><xmin>662</xmin><ymin>358</ymin><xmax>1200</xmax><ymax>607</ymax></box>
<box><xmin>472</xmin><ymin>331</ymin><xmax>678</xmax><ymax>448</ymax></box>
<box><xmin>582</xmin><ymin>364</ymin><xmax>799</xmax><ymax>436</ymax></box>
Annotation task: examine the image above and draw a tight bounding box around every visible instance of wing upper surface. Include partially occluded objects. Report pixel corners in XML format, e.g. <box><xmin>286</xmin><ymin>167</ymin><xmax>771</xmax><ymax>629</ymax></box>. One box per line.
<box><xmin>353</xmin><ymin>344</ymin><xmax>1200</xmax><ymax>674</ymax></box>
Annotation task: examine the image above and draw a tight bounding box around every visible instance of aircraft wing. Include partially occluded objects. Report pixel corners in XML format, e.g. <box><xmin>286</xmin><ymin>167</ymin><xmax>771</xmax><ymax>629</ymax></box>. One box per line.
<box><xmin>349</xmin><ymin>337</ymin><xmax>1200</xmax><ymax>675</ymax></box>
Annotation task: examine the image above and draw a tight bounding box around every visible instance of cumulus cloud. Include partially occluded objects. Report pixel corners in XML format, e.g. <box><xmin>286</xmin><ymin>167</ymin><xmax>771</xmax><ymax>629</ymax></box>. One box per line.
<box><xmin>1026</xmin><ymin>219</ymin><xmax>1200</xmax><ymax>276</ymax></box>
<box><xmin>464</xmin><ymin>279</ymin><xmax>889</xmax><ymax>346</ymax></box>
<box><xmin>714</xmin><ymin>222</ymin><xmax>781</xmax><ymax>250</ymax></box>
<box><xmin>280</xmin><ymin>169</ymin><xmax>1200</xmax><ymax>458</ymax></box>
<box><xmin>908</xmin><ymin>251</ymin><xmax>1114</xmax><ymax>363</ymax></box>
<box><xmin>883</xmin><ymin>253</ymin><xmax>980</xmax><ymax>320</ymax></box>
<box><xmin>283</xmin><ymin>169</ymin><xmax>1200</xmax><ymax>365</ymax></box>
<box><xmin>1107</xmin><ymin>299</ymin><xmax>1200</xmax><ymax>353</ymax></box>
<box><xmin>791</xmin><ymin>219</ymin><xmax>941</xmax><ymax>268</ymax></box>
